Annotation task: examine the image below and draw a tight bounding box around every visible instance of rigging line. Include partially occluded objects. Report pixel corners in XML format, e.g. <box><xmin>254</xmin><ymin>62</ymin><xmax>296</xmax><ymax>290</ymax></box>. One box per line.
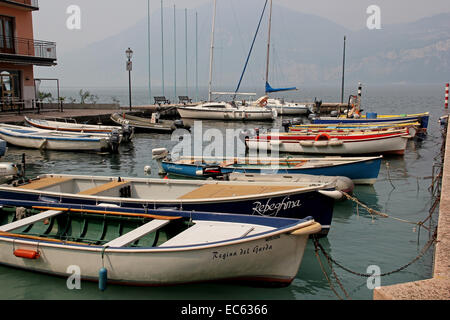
<box><xmin>233</xmin><ymin>0</ymin><xmax>269</xmax><ymax>100</ymax></box>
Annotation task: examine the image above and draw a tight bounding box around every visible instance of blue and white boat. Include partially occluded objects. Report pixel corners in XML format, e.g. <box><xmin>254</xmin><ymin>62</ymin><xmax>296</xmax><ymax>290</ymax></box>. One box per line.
<box><xmin>0</xmin><ymin>124</ymin><xmax>113</xmax><ymax>152</ymax></box>
<box><xmin>0</xmin><ymin>201</ymin><xmax>321</xmax><ymax>287</ymax></box>
<box><xmin>311</xmin><ymin>112</ymin><xmax>430</xmax><ymax>132</ymax></box>
<box><xmin>0</xmin><ymin>173</ymin><xmax>338</xmax><ymax>236</ymax></box>
<box><xmin>153</xmin><ymin>149</ymin><xmax>382</xmax><ymax>185</ymax></box>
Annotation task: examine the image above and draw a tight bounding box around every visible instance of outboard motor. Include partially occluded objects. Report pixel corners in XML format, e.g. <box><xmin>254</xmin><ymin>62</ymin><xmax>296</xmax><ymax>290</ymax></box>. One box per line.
<box><xmin>282</xmin><ymin>119</ymin><xmax>292</xmax><ymax>132</ymax></box>
<box><xmin>330</xmin><ymin>110</ymin><xmax>339</xmax><ymax>117</ymax></box>
<box><xmin>152</xmin><ymin>148</ymin><xmax>170</xmax><ymax>175</ymax></box>
<box><xmin>196</xmin><ymin>166</ymin><xmax>223</xmax><ymax>178</ymax></box>
<box><xmin>308</xmin><ymin>113</ymin><xmax>317</xmax><ymax>121</ymax></box>
<box><xmin>292</xmin><ymin>118</ymin><xmax>303</xmax><ymax>126</ymax></box>
<box><xmin>109</xmin><ymin>129</ymin><xmax>121</xmax><ymax>154</ymax></box>
<box><xmin>121</xmin><ymin>124</ymin><xmax>134</xmax><ymax>142</ymax></box>
<box><xmin>173</xmin><ymin>119</ymin><xmax>185</xmax><ymax>129</ymax></box>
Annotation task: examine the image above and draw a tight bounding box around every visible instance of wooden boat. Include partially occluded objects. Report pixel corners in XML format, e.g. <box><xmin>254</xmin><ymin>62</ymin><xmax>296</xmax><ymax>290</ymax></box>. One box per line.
<box><xmin>311</xmin><ymin>112</ymin><xmax>429</xmax><ymax>132</ymax></box>
<box><xmin>246</xmin><ymin>129</ymin><xmax>411</xmax><ymax>155</ymax></box>
<box><xmin>24</xmin><ymin>116</ymin><xmax>134</xmax><ymax>142</ymax></box>
<box><xmin>0</xmin><ymin>173</ymin><xmax>338</xmax><ymax>235</ymax></box>
<box><xmin>177</xmin><ymin>102</ymin><xmax>276</xmax><ymax>121</ymax></box>
<box><xmin>288</xmin><ymin>121</ymin><xmax>420</xmax><ymax>137</ymax></box>
<box><xmin>0</xmin><ymin>124</ymin><xmax>116</xmax><ymax>152</ymax></box>
<box><xmin>152</xmin><ymin>148</ymin><xmax>382</xmax><ymax>185</ymax></box>
<box><xmin>0</xmin><ymin>203</ymin><xmax>321</xmax><ymax>287</ymax></box>
<box><xmin>110</xmin><ymin>113</ymin><xmax>189</xmax><ymax>133</ymax></box>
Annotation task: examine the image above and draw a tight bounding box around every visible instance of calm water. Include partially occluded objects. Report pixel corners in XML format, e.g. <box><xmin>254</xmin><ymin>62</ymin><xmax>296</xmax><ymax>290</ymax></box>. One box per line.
<box><xmin>0</xmin><ymin>84</ymin><xmax>444</xmax><ymax>300</ymax></box>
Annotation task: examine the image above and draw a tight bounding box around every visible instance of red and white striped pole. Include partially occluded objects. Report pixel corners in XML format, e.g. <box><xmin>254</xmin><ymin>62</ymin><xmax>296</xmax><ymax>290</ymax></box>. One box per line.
<box><xmin>445</xmin><ymin>83</ymin><xmax>449</xmax><ymax>109</ymax></box>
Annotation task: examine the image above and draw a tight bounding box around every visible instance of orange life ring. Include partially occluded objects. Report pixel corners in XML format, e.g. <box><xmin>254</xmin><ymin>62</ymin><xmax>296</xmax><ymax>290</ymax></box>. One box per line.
<box><xmin>314</xmin><ymin>133</ymin><xmax>331</xmax><ymax>141</ymax></box>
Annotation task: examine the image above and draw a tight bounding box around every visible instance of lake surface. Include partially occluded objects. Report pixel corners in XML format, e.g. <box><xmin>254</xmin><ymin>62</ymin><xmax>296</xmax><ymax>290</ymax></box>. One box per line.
<box><xmin>0</xmin><ymin>84</ymin><xmax>445</xmax><ymax>300</ymax></box>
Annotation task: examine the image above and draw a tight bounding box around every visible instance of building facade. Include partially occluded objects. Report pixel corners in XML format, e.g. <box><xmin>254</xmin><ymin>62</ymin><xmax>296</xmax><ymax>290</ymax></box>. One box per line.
<box><xmin>0</xmin><ymin>0</ymin><xmax>56</xmax><ymax>111</ymax></box>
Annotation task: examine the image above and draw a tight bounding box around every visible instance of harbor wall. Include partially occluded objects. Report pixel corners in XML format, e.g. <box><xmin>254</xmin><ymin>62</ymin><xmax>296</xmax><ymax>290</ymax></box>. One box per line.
<box><xmin>373</xmin><ymin>121</ymin><xmax>450</xmax><ymax>300</ymax></box>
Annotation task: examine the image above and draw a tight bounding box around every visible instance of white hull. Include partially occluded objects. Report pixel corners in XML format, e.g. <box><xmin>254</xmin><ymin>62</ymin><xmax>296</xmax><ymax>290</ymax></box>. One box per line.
<box><xmin>177</xmin><ymin>106</ymin><xmax>275</xmax><ymax>121</ymax></box>
<box><xmin>267</xmin><ymin>105</ymin><xmax>309</xmax><ymax>115</ymax></box>
<box><xmin>247</xmin><ymin>135</ymin><xmax>409</xmax><ymax>155</ymax></box>
<box><xmin>0</xmin><ymin>220</ymin><xmax>313</xmax><ymax>285</ymax></box>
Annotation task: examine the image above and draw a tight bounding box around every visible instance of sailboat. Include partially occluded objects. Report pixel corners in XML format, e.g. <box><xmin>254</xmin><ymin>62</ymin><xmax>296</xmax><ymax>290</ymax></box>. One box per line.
<box><xmin>176</xmin><ymin>0</ymin><xmax>276</xmax><ymax>121</ymax></box>
<box><xmin>263</xmin><ymin>0</ymin><xmax>310</xmax><ymax>115</ymax></box>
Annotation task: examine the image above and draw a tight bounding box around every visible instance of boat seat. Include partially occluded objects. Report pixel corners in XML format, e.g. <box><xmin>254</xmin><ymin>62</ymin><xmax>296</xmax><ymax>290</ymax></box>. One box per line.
<box><xmin>78</xmin><ymin>180</ymin><xmax>129</xmax><ymax>196</ymax></box>
<box><xmin>0</xmin><ymin>210</ymin><xmax>64</xmax><ymax>232</ymax></box>
<box><xmin>177</xmin><ymin>184</ymin><xmax>299</xmax><ymax>200</ymax></box>
<box><xmin>104</xmin><ymin>219</ymin><xmax>170</xmax><ymax>247</ymax></box>
<box><xmin>18</xmin><ymin>177</ymin><xmax>72</xmax><ymax>190</ymax></box>
<box><xmin>159</xmin><ymin>221</ymin><xmax>260</xmax><ymax>247</ymax></box>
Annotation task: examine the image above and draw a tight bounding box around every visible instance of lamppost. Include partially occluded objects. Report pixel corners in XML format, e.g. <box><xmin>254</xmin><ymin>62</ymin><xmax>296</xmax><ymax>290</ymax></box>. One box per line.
<box><xmin>126</xmin><ymin>47</ymin><xmax>133</xmax><ymax>111</ymax></box>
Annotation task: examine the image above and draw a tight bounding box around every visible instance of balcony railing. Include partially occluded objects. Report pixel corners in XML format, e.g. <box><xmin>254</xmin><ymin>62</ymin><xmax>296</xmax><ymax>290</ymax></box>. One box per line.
<box><xmin>0</xmin><ymin>0</ymin><xmax>39</xmax><ymax>9</ymax></box>
<box><xmin>0</xmin><ymin>36</ymin><xmax>56</xmax><ymax>60</ymax></box>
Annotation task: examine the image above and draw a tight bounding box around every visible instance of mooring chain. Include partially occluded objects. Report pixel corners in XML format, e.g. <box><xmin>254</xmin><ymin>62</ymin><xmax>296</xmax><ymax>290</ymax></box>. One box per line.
<box><xmin>340</xmin><ymin>191</ymin><xmax>425</xmax><ymax>226</ymax></box>
<box><xmin>313</xmin><ymin>229</ymin><xmax>437</xmax><ymax>279</ymax></box>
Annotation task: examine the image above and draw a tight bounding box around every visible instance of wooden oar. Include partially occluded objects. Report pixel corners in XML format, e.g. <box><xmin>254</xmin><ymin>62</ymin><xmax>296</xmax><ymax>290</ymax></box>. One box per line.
<box><xmin>32</xmin><ymin>206</ymin><xmax>182</xmax><ymax>221</ymax></box>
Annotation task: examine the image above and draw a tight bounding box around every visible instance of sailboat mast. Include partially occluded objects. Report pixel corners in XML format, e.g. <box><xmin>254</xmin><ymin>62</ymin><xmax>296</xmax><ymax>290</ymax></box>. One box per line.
<box><xmin>208</xmin><ymin>0</ymin><xmax>217</xmax><ymax>102</ymax></box>
<box><xmin>265</xmin><ymin>0</ymin><xmax>273</xmax><ymax>94</ymax></box>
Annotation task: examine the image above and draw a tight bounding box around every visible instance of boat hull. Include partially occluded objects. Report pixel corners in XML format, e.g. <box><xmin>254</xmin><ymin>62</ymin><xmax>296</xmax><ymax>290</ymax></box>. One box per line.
<box><xmin>0</xmin><ymin>208</ymin><xmax>315</xmax><ymax>287</ymax></box>
<box><xmin>177</xmin><ymin>107</ymin><xmax>275</xmax><ymax>121</ymax></box>
<box><xmin>0</xmin><ymin>132</ymin><xmax>109</xmax><ymax>151</ymax></box>
<box><xmin>312</xmin><ymin>113</ymin><xmax>429</xmax><ymax>131</ymax></box>
<box><xmin>161</xmin><ymin>157</ymin><xmax>382</xmax><ymax>185</ymax></box>
<box><xmin>246</xmin><ymin>134</ymin><xmax>409</xmax><ymax>155</ymax></box>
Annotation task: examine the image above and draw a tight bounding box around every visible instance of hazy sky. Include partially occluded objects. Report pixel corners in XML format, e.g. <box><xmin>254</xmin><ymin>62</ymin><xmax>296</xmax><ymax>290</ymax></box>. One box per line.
<box><xmin>34</xmin><ymin>0</ymin><xmax>450</xmax><ymax>53</ymax></box>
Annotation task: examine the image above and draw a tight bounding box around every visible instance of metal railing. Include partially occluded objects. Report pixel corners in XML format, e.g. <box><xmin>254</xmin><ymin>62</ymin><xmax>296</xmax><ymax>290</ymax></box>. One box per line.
<box><xmin>0</xmin><ymin>0</ymin><xmax>39</xmax><ymax>8</ymax></box>
<box><xmin>1</xmin><ymin>98</ymin><xmax>62</xmax><ymax>114</ymax></box>
<box><xmin>0</xmin><ymin>36</ymin><xmax>56</xmax><ymax>59</ymax></box>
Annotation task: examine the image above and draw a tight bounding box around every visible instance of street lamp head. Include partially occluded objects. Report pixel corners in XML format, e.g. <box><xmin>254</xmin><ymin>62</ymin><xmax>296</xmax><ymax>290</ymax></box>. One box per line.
<box><xmin>126</xmin><ymin>48</ymin><xmax>133</xmax><ymax>60</ymax></box>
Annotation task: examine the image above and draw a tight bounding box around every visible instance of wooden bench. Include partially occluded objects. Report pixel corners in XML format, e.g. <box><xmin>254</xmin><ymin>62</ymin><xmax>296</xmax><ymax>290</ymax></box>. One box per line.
<box><xmin>154</xmin><ymin>96</ymin><xmax>171</xmax><ymax>105</ymax></box>
<box><xmin>18</xmin><ymin>177</ymin><xmax>72</xmax><ymax>190</ymax></box>
<box><xmin>0</xmin><ymin>210</ymin><xmax>64</xmax><ymax>232</ymax></box>
<box><xmin>78</xmin><ymin>180</ymin><xmax>129</xmax><ymax>196</ymax></box>
<box><xmin>178</xmin><ymin>96</ymin><xmax>192</xmax><ymax>105</ymax></box>
<box><xmin>104</xmin><ymin>219</ymin><xmax>170</xmax><ymax>247</ymax></box>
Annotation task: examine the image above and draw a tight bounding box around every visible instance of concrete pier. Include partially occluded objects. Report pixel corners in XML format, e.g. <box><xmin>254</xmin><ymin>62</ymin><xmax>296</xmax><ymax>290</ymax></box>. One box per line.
<box><xmin>373</xmin><ymin>121</ymin><xmax>450</xmax><ymax>300</ymax></box>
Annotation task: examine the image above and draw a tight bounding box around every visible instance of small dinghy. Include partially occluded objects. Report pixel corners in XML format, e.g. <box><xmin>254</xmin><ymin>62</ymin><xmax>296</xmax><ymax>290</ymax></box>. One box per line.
<box><xmin>0</xmin><ymin>203</ymin><xmax>321</xmax><ymax>287</ymax></box>
<box><xmin>110</xmin><ymin>113</ymin><xmax>189</xmax><ymax>133</ymax></box>
<box><xmin>0</xmin><ymin>173</ymin><xmax>338</xmax><ymax>235</ymax></box>
<box><xmin>24</xmin><ymin>116</ymin><xmax>134</xmax><ymax>142</ymax></box>
<box><xmin>0</xmin><ymin>124</ymin><xmax>119</xmax><ymax>152</ymax></box>
<box><xmin>152</xmin><ymin>148</ymin><xmax>382</xmax><ymax>185</ymax></box>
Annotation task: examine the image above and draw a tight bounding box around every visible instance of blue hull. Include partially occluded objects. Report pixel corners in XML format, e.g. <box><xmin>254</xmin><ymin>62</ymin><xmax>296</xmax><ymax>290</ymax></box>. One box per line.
<box><xmin>312</xmin><ymin>114</ymin><xmax>429</xmax><ymax>130</ymax></box>
<box><xmin>161</xmin><ymin>157</ymin><xmax>382</xmax><ymax>184</ymax></box>
<box><xmin>0</xmin><ymin>188</ymin><xmax>335</xmax><ymax>236</ymax></box>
